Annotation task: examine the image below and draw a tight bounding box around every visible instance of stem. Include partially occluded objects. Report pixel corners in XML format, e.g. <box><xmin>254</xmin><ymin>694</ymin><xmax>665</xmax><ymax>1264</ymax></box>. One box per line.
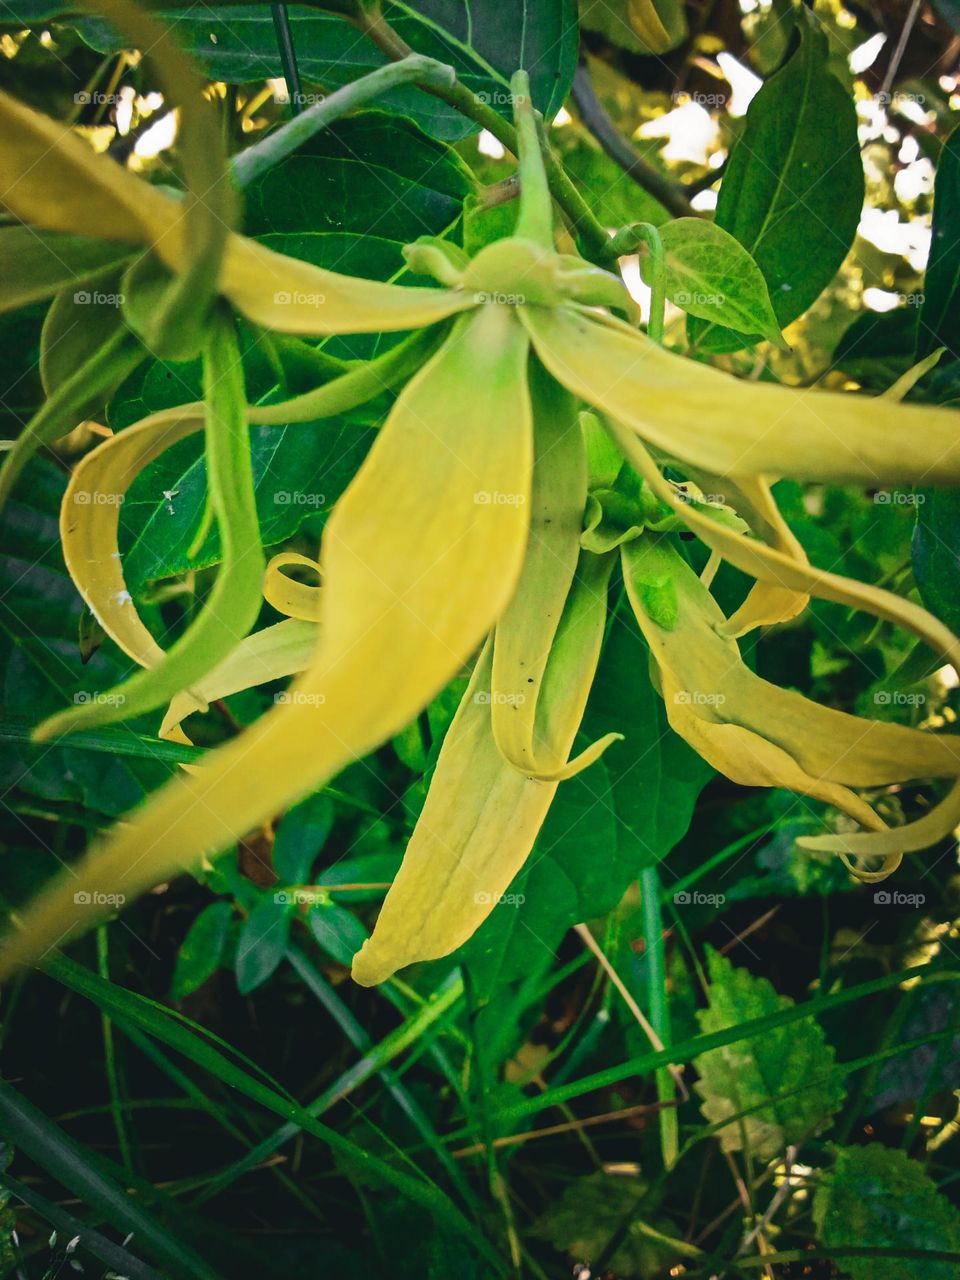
<box><xmin>640</xmin><ymin>866</ymin><xmax>678</xmax><ymax>1170</ymax></box>
<box><xmin>571</xmin><ymin>62</ymin><xmax>696</xmax><ymax>220</ymax></box>
<box><xmin>231</xmin><ymin>54</ymin><xmax>457</xmax><ymax>188</ymax></box>
<box><xmin>358</xmin><ymin>7</ymin><xmax>615</xmax><ymax>264</ymax></box>
<box><xmin>510</xmin><ymin>70</ymin><xmax>553</xmax><ymax>246</ymax></box>
<box><xmin>611</xmin><ymin>221</ymin><xmax>666</xmax><ymax>342</ymax></box>
<box><xmin>96</xmin><ymin>926</ymin><xmax>133</xmax><ymax>1179</ymax></box>
<box><xmin>270</xmin><ymin>3</ymin><xmax>304</xmax><ymax>115</ymax></box>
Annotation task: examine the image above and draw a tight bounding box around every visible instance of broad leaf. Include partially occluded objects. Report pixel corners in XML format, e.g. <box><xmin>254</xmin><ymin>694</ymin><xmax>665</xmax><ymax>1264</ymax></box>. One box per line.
<box><xmin>66</xmin><ymin>0</ymin><xmax>577</xmax><ymax>140</ymax></box>
<box><xmin>693</xmin><ymin>947</ymin><xmax>846</xmax><ymax>1159</ymax></box>
<box><xmin>652</xmin><ymin>218</ymin><xmax>785</xmax><ymax>346</ymax></box>
<box><xmin>813</xmin><ymin>1144</ymin><xmax>960</xmax><ymax>1280</ymax></box>
<box><xmin>272</xmin><ymin>791</ymin><xmax>334</xmax><ymax>885</ymax></box>
<box><xmin>171</xmin><ymin>900</ymin><xmax>235</xmax><ymax>999</ymax></box>
<box><xmin>913</xmin><ymin>490</ymin><xmax>960</xmax><ymax>633</ymax></box>
<box><xmin>918</xmin><ymin>122</ymin><xmax>960</xmax><ymax>361</ymax></box>
<box><xmin>235</xmin><ymin>896</ymin><xmax>293</xmax><ymax>994</ymax></box>
<box><xmin>689</xmin><ymin>9</ymin><xmax>864</xmax><ymax>352</ymax></box>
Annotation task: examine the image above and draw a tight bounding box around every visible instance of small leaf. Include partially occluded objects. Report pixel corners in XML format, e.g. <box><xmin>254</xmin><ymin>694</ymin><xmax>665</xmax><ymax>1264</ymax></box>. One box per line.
<box><xmin>693</xmin><ymin>947</ymin><xmax>845</xmax><ymax>1159</ymax></box>
<box><xmin>308</xmin><ymin>902</ymin><xmax>367</xmax><ymax>968</ymax></box>
<box><xmin>652</xmin><ymin>219</ymin><xmax>785</xmax><ymax>348</ymax></box>
<box><xmin>171</xmin><ymin>900</ymin><xmax>234</xmax><ymax>1000</ymax></box>
<box><xmin>813</xmin><ymin>1144</ymin><xmax>960</xmax><ymax>1280</ymax></box>
<box><xmin>234</xmin><ymin>898</ymin><xmax>293</xmax><ymax>995</ymax></box>
<box><xmin>272</xmin><ymin>792</ymin><xmax>335</xmax><ymax>886</ymax></box>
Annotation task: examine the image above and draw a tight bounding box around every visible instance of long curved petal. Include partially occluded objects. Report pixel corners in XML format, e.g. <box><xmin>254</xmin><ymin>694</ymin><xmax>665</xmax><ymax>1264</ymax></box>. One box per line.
<box><xmin>491</xmin><ymin>367</ymin><xmax>619</xmax><ymax>779</ymax></box>
<box><xmin>522</xmin><ymin>305</ymin><xmax>960</xmax><ymax>485</ymax></box>
<box><xmin>353</xmin><ymin>550</ymin><xmax>613</xmax><ymax>986</ymax></box>
<box><xmin>160</xmin><ymin>618</ymin><xmax>318</xmax><ymax>742</ymax></box>
<box><xmin>263</xmin><ymin>553</ymin><xmax>323</xmax><ymax>622</ymax></box>
<box><xmin>0</xmin><ymin>304</ymin><xmax>533</xmax><ymax>978</ymax></box>
<box><xmin>623</xmin><ymin>535</ymin><xmax>960</xmax><ymax>875</ymax></box>
<box><xmin>0</xmin><ymin>89</ymin><xmax>477</xmax><ymax>337</ymax></box>
<box><xmin>36</xmin><ymin>313</ymin><xmax>264</xmax><ymax>737</ymax></box>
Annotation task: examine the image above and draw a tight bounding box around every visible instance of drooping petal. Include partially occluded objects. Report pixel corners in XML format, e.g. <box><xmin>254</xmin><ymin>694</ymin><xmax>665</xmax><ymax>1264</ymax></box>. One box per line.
<box><xmin>490</xmin><ymin>365</ymin><xmax>620</xmax><ymax>779</ymax></box>
<box><xmin>522</xmin><ymin>305</ymin><xmax>960</xmax><ymax>485</ymax></box>
<box><xmin>0</xmin><ymin>227</ymin><xmax>135</xmax><ymax>313</ymax></box>
<box><xmin>160</xmin><ymin>619</ymin><xmax>318</xmax><ymax>742</ymax></box>
<box><xmin>36</xmin><ymin>312</ymin><xmax>264</xmax><ymax>738</ymax></box>
<box><xmin>353</xmin><ymin>552</ymin><xmax>615</xmax><ymax>985</ymax></box>
<box><xmin>622</xmin><ymin>534</ymin><xmax>960</xmax><ymax>875</ymax></box>
<box><xmin>0</xmin><ymin>89</ymin><xmax>477</xmax><ymax>338</ymax></box>
<box><xmin>0</xmin><ymin>304</ymin><xmax>533</xmax><ymax>978</ymax></box>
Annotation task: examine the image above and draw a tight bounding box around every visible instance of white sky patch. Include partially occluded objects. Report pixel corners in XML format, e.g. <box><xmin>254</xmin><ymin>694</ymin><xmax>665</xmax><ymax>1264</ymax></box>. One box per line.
<box><xmin>716</xmin><ymin>52</ymin><xmax>762</xmax><ymax>117</ymax></box>
<box><xmin>619</xmin><ymin>256</ymin><xmax>650</xmax><ymax>321</ymax></box>
<box><xmin>849</xmin><ymin>32</ymin><xmax>886</xmax><ymax>74</ymax></box>
<box><xmin>552</xmin><ymin>106</ymin><xmax>572</xmax><ymax>127</ymax></box>
<box><xmin>863</xmin><ymin>286</ymin><xmax>902</xmax><ymax>312</ymax></box>
<box><xmin>637</xmin><ymin>100</ymin><xmax>718</xmax><ymax>165</ymax></box>
<box><xmin>478</xmin><ymin>129</ymin><xmax>505</xmax><ymax>159</ymax></box>
<box><xmin>894</xmin><ymin>156</ymin><xmax>935</xmax><ymax>203</ymax></box>
<box><xmin>858</xmin><ymin>205</ymin><xmax>930</xmax><ymax>272</ymax></box>
<box><xmin>691</xmin><ymin>187</ymin><xmax>718</xmax><ymax>212</ymax></box>
<box><xmin>135</xmin><ymin>110</ymin><xmax>178</xmax><ymax>159</ymax></box>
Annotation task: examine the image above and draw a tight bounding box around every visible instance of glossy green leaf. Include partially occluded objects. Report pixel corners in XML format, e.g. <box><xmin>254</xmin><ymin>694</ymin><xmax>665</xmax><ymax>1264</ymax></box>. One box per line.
<box><xmin>918</xmin><ymin>122</ymin><xmax>960</xmax><ymax>361</ymax></box>
<box><xmin>653</xmin><ymin>218</ymin><xmax>785</xmax><ymax>346</ymax></box>
<box><xmin>171</xmin><ymin>900</ymin><xmax>235</xmax><ymax>999</ymax></box>
<box><xmin>235</xmin><ymin>897</ymin><xmax>293</xmax><ymax>994</ymax></box>
<box><xmin>913</xmin><ymin>489</ymin><xmax>960</xmax><ymax>632</ymax></box>
<box><xmin>272</xmin><ymin>791</ymin><xmax>334</xmax><ymax>885</ymax></box>
<box><xmin>689</xmin><ymin>9</ymin><xmax>864</xmax><ymax>352</ymax></box>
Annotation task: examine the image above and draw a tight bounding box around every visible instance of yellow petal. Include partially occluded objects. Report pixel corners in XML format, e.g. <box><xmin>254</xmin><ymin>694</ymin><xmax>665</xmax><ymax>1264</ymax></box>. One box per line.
<box><xmin>623</xmin><ymin>534</ymin><xmax>960</xmax><ymax>875</ymax></box>
<box><xmin>160</xmin><ymin>618</ymin><xmax>317</xmax><ymax>741</ymax></box>
<box><xmin>522</xmin><ymin>305</ymin><xmax>960</xmax><ymax>484</ymax></box>
<box><xmin>490</xmin><ymin>367</ymin><xmax>619</xmax><ymax>779</ymax></box>
<box><xmin>0</xmin><ymin>305</ymin><xmax>533</xmax><ymax>978</ymax></box>
<box><xmin>36</xmin><ymin>313</ymin><xmax>264</xmax><ymax>737</ymax></box>
<box><xmin>263</xmin><ymin>553</ymin><xmax>323</xmax><ymax>622</ymax></box>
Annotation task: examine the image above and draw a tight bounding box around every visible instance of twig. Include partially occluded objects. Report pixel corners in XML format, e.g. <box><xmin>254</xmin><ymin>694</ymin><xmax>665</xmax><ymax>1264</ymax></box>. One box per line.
<box><xmin>571</xmin><ymin>63</ymin><xmax>696</xmax><ymax>220</ymax></box>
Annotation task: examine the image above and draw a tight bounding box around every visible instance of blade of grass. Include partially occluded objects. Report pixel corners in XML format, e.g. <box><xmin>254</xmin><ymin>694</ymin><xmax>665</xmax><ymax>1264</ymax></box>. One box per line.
<box><xmin>0</xmin><ymin>1079</ymin><xmax>221</xmax><ymax>1280</ymax></box>
<box><xmin>41</xmin><ymin>954</ymin><xmax>501</xmax><ymax>1270</ymax></box>
<box><xmin>641</xmin><ymin>865</ymin><xmax>678</xmax><ymax>1169</ymax></box>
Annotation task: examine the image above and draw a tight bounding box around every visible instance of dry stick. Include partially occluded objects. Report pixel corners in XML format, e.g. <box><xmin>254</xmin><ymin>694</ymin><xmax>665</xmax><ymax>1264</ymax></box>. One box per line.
<box><xmin>717</xmin><ymin>905</ymin><xmax>781</xmax><ymax>957</ymax></box>
<box><xmin>880</xmin><ymin>0</ymin><xmax>924</xmax><ymax>100</ymax></box>
<box><xmin>574</xmin><ymin>922</ymin><xmax>688</xmax><ymax>1101</ymax></box>
<box><xmin>451</xmin><ymin>1100</ymin><xmax>667</xmax><ymax>1159</ymax></box>
<box><xmin>570</xmin><ymin>63</ymin><xmax>697</xmax><ymax>220</ymax></box>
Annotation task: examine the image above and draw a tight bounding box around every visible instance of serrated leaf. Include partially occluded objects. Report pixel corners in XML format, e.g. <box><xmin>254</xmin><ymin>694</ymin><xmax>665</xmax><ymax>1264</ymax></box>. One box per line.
<box><xmin>813</xmin><ymin>1143</ymin><xmax>960</xmax><ymax>1280</ymax></box>
<box><xmin>171</xmin><ymin>900</ymin><xmax>234</xmax><ymax>999</ymax></box>
<box><xmin>235</xmin><ymin>897</ymin><xmax>293</xmax><ymax>994</ymax></box>
<box><xmin>652</xmin><ymin>218</ymin><xmax>785</xmax><ymax>347</ymax></box>
<box><xmin>693</xmin><ymin>947</ymin><xmax>846</xmax><ymax>1159</ymax></box>
<box><xmin>689</xmin><ymin>9</ymin><xmax>863</xmax><ymax>352</ymax></box>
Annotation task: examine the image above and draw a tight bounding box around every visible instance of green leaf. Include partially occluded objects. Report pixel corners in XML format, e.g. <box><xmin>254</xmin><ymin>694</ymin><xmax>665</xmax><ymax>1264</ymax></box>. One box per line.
<box><xmin>653</xmin><ymin>218</ymin><xmax>785</xmax><ymax>347</ymax></box>
<box><xmin>0</xmin><ymin>458</ymin><xmax>173</xmax><ymax>815</ymax></box>
<box><xmin>689</xmin><ymin>9</ymin><xmax>864</xmax><ymax>352</ymax></box>
<box><xmin>272</xmin><ymin>791</ymin><xmax>334</xmax><ymax>885</ymax></box>
<box><xmin>67</xmin><ymin>1</ymin><xmax>577</xmax><ymax>141</ymax></box>
<box><xmin>918</xmin><ymin>122</ymin><xmax>960</xmax><ymax>361</ymax></box>
<box><xmin>171</xmin><ymin>900</ymin><xmax>234</xmax><ymax>1000</ymax></box>
<box><xmin>235</xmin><ymin>897</ymin><xmax>293</xmax><ymax>994</ymax></box>
<box><xmin>913</xmin><ymin>490</ymin><xmax>960</xmax><ymax>632</ymax></box>
<box><xmin>693</xmin><ymin>947</ymin><xmax>846</xmax><ymax>1159</ymax></box>
<box><xmin>813</xmin><ymin>1143</ymin><xmax>960</xmax><ymax>1280</ymax></box>
<box><xmin>308</xmin><ymin>901</ymin><xmax>368</xmax><ymax>966</ymax></box>
<box><xmin>0</xmin><ymin>227</ymin><xmax>133</xmax><ymax>313</ymax></box>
